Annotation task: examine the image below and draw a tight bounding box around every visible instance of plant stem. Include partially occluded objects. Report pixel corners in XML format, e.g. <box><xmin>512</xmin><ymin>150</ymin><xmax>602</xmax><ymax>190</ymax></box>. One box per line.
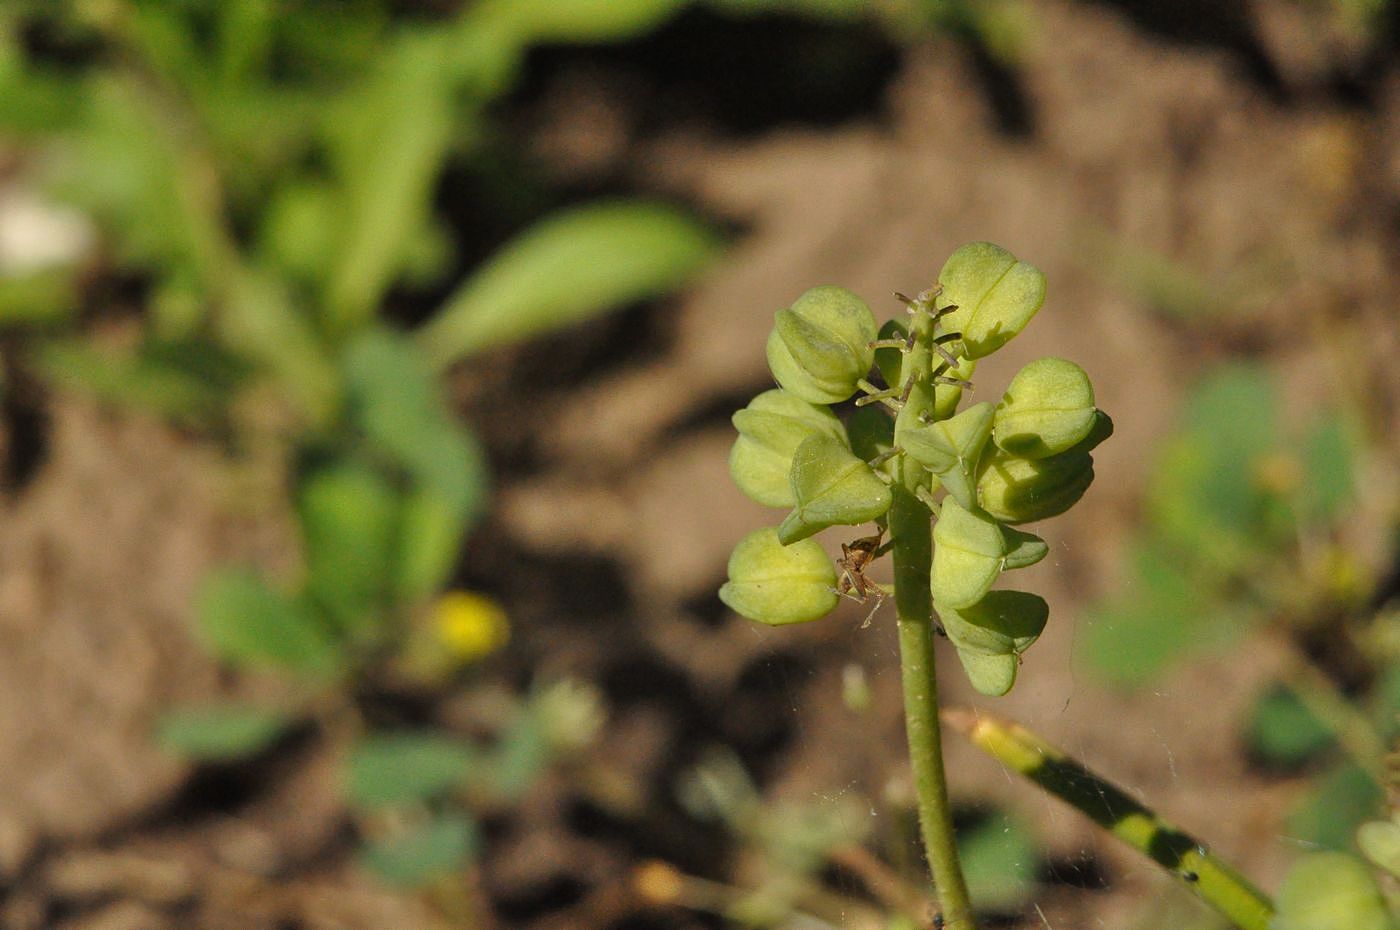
<box><xmin>889</xmin><ymin>294</ymin><xmax>977</xmax><ymax>928</ymax></box>
<box><xmin>943</xmin><ymin>708</ymin><xmax>1274</xmax><ymax>930</ymax></box>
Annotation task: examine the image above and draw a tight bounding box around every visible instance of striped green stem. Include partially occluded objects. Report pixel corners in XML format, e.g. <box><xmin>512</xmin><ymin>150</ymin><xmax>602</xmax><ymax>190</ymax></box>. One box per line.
<box><xmin>943</xmin><ymin>708</ymin><xmax>1274</xmax><ymax>930</ymax></box>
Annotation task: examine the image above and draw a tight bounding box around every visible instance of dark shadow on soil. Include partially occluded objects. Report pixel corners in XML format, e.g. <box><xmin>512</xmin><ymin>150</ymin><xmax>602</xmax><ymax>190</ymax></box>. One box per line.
<box><xmin>1080</xmin><ymin>0</ymin><xmax>1290</xmax><ymax>101</ymax></box>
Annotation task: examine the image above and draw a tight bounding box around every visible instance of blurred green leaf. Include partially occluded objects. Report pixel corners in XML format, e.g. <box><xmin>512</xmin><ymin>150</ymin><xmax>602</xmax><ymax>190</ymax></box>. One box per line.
<box><xmin>359</xmin><ymin>813</ymin><xmax>480</xmax><ymax>887</ymax></box>
<box><xmin>1298</xmin><ymin>415</ymin><xmax>1356</xmax><ymax>525</ymax></box>
<box><xmin>218</xmin><ymin>271</ymin><xmax>341</xmax><ymax>427</ymax></box>
<box><xmin>343</xmin><ymin>328</ymin><xmax>485</xmax><ymax>509</ymax></box>
<box><xmin>157</xmin><ymin>704</ymin><xmax>291</xmax><ymax>761</ymax></box>
<box><xmin>0</xmin><ymin>269</ymin><xmax>78</xmax><ymax>327</ymax></box>
<box><xmin>421</xmin><ymin>201</ymin><xmax>718</xmax><ymax>367</ymax></box>
<box><xmin>959</xmin><ymin>809</ymin><xmax>1040</xmax><ymax>913</ymax></box>
<box><xmin>297</xmin><ymin>461</ymin><xmax>400</xmax><ymax>636</ymax></box>
<box><xmin>196</xmin><ymin>568</ymin><xmax>341</xmax><ymax>675</ymax></box>
<box><xmin>488</xmin><ymin>710</ymin><xmax>551</xmax><ymax>802</ymax></box>
<box><xmin>1270</xmin><ymin>851</ymin><xmax>1393</xmax><ymax>930</ymax></box>
<box><xmin>1247</xmin><ymin>685</ymin><xmax>1335</xmax><ymax>766</ymax></box>
<box><xmin>323</xmin><ymin>31</ymin><xmax>457</xmax><ymax>334</ymax></box>
<box><xmin>347</xmin><ymin>732</ymin><xmax>476</xmax><ymax>809</ymax></box>
<box><xmin>1078</xmin><ymin>546</ymin><xmax>1207</xmax><ymax>687</ymax></box>
<box><xmin>34</xmin><ymin>338</ymin><xmax>240</xmax><ymax>424</ymax></box>
<box><xmin>342</xmin><ymin>328</ymin><xmax>487</xmax><ymax>599</ymax></box>
<box><xmin>1287</xmin><ymin>762</ymin><xmax>1383</xmax><ymax>852</ymax></box>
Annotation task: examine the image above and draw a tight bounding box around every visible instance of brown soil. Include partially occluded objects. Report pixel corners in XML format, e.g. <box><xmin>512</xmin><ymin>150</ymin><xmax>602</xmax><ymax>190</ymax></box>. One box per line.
<box><xmin>2</xmin><ymin>2</ymin><xmax>1398</xmax><ymax>928</ymax></box>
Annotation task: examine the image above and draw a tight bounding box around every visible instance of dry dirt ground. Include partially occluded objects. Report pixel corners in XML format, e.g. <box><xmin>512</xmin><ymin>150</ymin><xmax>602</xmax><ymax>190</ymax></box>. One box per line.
<box><xmin>1</xmin><ymin>2</ymin><xmax>1398</xmax><ymax>928</ymax></box>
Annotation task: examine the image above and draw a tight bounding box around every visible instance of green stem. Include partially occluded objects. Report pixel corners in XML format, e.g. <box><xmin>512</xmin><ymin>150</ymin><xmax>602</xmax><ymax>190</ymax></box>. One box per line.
<box><xmin>892</xmin><ymin>485</ymin><xmax>977</xmax><ymax>929</ymax></box>
<box><xmin>889</xmin><ymin>298</ymin><xmax>977</xmax><ymax>929</ymax></box>
<box><xmin>944</xmin><ymin>708</ymin><xmax>1274</xmax><ymax>930</ymax></box>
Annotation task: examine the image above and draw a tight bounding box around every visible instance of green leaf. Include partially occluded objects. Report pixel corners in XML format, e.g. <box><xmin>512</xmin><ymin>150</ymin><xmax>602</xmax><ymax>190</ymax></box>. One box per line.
<box><xmin>778</xmin><ymin>435</ymin><xmax>892</xmax><ymax>544</ymax></box>
<box><xmin>992</xmin><ymin>357</ymin><xmax>1096</xmax><ymax>459</ymax></box>
<box><xmin>347</xmin><ymin>733</ymin><xmax>476</xmax><ymax>809</ymax></box>
<box><xmin>720</xmin><ymin>527</ymin><xmax>839</xmax><ymax>625</ymax></box>
<box><xmin>34</xmin><ymin>339</ymin><xmax>234</xmax><ymax>424</ymax></box>
<box><xmin>900</xmin><ymin>401</ymin><xmax>994</xmax><ymax>511</ymax></box>
<box><xmin>936</xmin><ymin>590</ymin><xmax>1048</xmax><ymax>696</ymax></box>
<box><xmin>1076</xmin><ymin>546</ymin><xmax>1206</xmax><ymax>688</ymax></box>
<box><xmin>394</xmin><ymin>488</ymin><xmax>471</xmax><ymax>603</ymax></box>
<box><xmin>1247</xmin><ymin>685</ymin><xmax>1334</xmax><ymax>766</ymax></box>
<box><xmin>157</xmin><ymin>705</ymin><xmax>291</xmax><ymax>761</ymax></box>
<box><xmin>1299</xmin><ymin>415</ymin><xmax>1357</xmax><ymax>525</ymax></box>
<box><xmin>195</xmin><ymin>568</ymin><xmax>341</xmax><ymax>675</ymax></box>
<box><xmin>360</xmin><ymin>813</ymin><xmax>480</xmax><ymax>887</ymax></box>
<box><xmin>0</xmin><ymin>268</ymin><xmax>77</xmax><ymax>327</ymax></box>
<box><xmin>1287</xmin><ymin>762</ymin><xmax>1383</xmax><ymax>852</ymax></box>
<box><xmin>422</xmin><ymin>201</ymin><xmax>718</xmax><ymax>367</ymax></box>
<box><xmin>324</xmin><ymin>31</ymin><xmax>456</xmax><ymax>334</ymax></box>
<box><xmin>959</xmin><ymin>810</ymin><xmax>1040</xmax><ymax>912</ymax></box>
<box><xmin>935</xmin><ymin>242</ymin><xmax>1046</xmax><ymax>359</ymax></box>
<box><xmin>342</xmin><ymin>328</ymin><xmax>488</xmax><ymax>599</ymax></box>
<box><xmin>344</xmin><ymin>328</ymin><xmax>486</xmax><ymax>512</ymax></box>
<box><xmin>931</xmin><ymin>498</ymin><xmax>1006</xmax><ymax>609</ymax></box>
<box><xmin>1270</xmin><ymin>852</ymin><xmax>1393</xmax><ymax>930</ymax></box>
<box><xmin>297</xmin><ymin>461</ymin><xmax>400</xmax><ymax>635</ymax></box>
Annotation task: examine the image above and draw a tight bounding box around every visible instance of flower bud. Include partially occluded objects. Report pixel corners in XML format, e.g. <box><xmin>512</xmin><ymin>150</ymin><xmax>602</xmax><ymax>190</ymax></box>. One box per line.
<box><xmin>766</xmin><ymin>286</ymin><xmax>877</xmax><ymax>403</ymax></box>
<box><xmin>935</xmin><ymin>242</ymin><xmax>1046</xmax><ymax>360</ymax></box>
<box><xmin>729</xmin><ymin>389</ymin><xmax>846</xmax><ymax>508</ymax></box>
<box><xmin>719</xmin><ymin>527</ymin><xmax>839</xmax><ymax>625</ymax></box>
<box><xmin>993</xmin><ymin>357</ymin><xmax>1096</xmax><ymax>459</ymax></box>
<box><xmin>778</xmin><ymin>434</ymin><xmax>893</xmax><ymax>544</ymax></box>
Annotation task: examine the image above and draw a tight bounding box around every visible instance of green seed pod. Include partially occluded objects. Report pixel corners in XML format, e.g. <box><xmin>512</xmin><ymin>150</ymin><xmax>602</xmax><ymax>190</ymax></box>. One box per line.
<box><xmin>729</xmin><ymin>389</ymin><xmax>846</xmax><ymax>508</ymax></box>
<box><xmin>934</xmin><ymin>590</ymin><xmax>1048</xmax><ymax>696</ymax></box>
<box><xmin>976</xmin><ymin>412</ymin><xmax>1108</xmax><ymax>524</ymax></box>
<box><xmin>1357</xmin><ymin>818</ymin><xmax>1400</xmax><ymax>879</ymax></box>
<box><xmin>931</xmin><ymin>498</ymin><xmax>1007</xmax><ymax>609</ymax></box>
<box><xmin>900</xmin><ymin>401</ymin><xmax>995</xmax><ymax>512</ymax></box>
<box><xmin>719</xmin><ymin>527</ymin><xmax>839</xmax><ymax>625</ymax></box>
<box><xmin>977</xmin><ymin>446</ymin><xmax>1094</xmax><ymax>525</ymax></box>
<box><xmin>766</xmin><ymin>286</ymin><xmax>878</xmax><ymax>403</ymax></box>
<box><xmin>993</xmin><ymin>357</ymin><xmax>1096</xmax><ymax>459</ymax></box>
<box><xmin>1000</xmin><ymin>526</ymin><xmax>1049</xmax><ymax>569</ymax></box>
<box><xmin>935</xmin><ymin>242</ymin><xmax>1046</xmax><ymax>360</ymax></box>
<box><xmin>1271</xmin><ymin>851</ymin><xmax>1392</xmax><ymax>930</ymax></box>
<box><xmin>778</xmin><ymin>434</ymin><xmax>893</xmax><ymax>544</ymax></box>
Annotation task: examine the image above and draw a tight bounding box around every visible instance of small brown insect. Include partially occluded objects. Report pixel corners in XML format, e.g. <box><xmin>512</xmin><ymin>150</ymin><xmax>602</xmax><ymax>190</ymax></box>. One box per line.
<box><xmin>836</xmin><ymin>528</ymin><xmax>889</xmax><ymax>626</ymax></box>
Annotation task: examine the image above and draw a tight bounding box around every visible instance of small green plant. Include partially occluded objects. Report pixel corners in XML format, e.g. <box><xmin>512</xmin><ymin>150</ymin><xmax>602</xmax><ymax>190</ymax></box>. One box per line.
<box><xmin>0</xmin><ymin>0</ymin><xmax>716</xmax><ymax>900</ymax></box>
<box><xmin>720</xmin><ymin>242</ymin><xmax>1109</xmax><ymax>927</ymax></box>
<box><xmin>718</xmin><ymin>243</ymin><xmax>1399</xmax><ymax>929</ymax></box>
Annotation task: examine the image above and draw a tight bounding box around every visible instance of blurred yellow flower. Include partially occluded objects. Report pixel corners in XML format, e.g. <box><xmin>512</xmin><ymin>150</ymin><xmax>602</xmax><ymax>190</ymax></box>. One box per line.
<box><xmin>432</xmin><ymin>591</ymin><xmax>509</xmax><ymax>662</ymax></box>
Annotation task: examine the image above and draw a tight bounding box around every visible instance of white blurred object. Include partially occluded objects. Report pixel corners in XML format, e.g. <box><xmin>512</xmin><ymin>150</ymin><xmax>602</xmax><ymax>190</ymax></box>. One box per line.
<box><xmin>0</xmin><ymin>188</ymin><xmax>94</xmax><ymax>276</ymax></box>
